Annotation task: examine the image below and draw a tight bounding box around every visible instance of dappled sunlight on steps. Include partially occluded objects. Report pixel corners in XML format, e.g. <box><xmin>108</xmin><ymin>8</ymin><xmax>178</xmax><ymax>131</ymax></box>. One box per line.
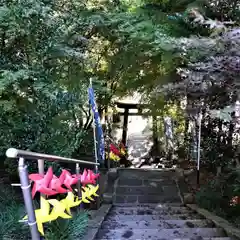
<box><xmin>94</xmin><ymin>169</ymin><xmax>233</xmax><ymax>240</ymax></box>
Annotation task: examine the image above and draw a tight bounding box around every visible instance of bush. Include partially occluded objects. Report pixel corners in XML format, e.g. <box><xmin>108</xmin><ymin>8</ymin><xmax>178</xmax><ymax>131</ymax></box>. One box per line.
<box><xmin>44</xmin><ymin>210</ymin><xmax>89</xmax><ymax>240</ymax></box>
<box><xmin>196</xmin><ymin>168</ymin><xmax>240</xmax><ymax>227</ymax></box>
<box><xmin>0</xmin><ymin>204</ymin><xmax>30</xmax><ymax>240</ymax></box>
<box><xmin>0</xmin><ymin>184</ymin><xmax>89</xmax><ymax>239</ymax></box>
<box><xmin>0</xmin><ymin>185</ymin><xmax>30</xmax><ymax>239</ymax></box>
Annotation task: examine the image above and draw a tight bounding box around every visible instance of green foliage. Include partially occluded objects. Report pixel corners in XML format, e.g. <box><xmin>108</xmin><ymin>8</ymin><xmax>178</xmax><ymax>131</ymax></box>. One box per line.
<box><xmin>196</xmin><ymin>169</ymin><xmax>240</xmax><ymax>227</ymax></box>
<box><xmin>0</xmin><ymin>185</ymin><xmax>30</xmax><ymax>239</ymax></box>
<box><xmin>0</xmin><ymin>203</ymin><xmax>30</xmax><ymax>240</ymax></box>
<box><xmin>145</xmin><ymin>0</ymin><xmax>240</xmax><ymax>171</ymax></box>
<box><xmin>0</xmin><ymin>184</ymin><xmax>89</xmax><ymax>240</ymax></box>
<box><xmin>0</xmin><ymin>0</ymin><xmax>197</xmax><ymax>178</ymax></box>
<box><xmin>2</xmin><ymin>0</ymin><xmax>240</xmax><ymax>238</ymax></box>
<box><xmin>0</xmin><ymin>0</ymin><xmax>97</xmax><ymax>177</ymax></box>
<box><xmin>0</xmin><ymin>0</ymin><xmax>239</xmax><ymax>238</ymax></box>
<box><xmin>44</xmin><ymin>210</ymin><xmax>89</xmax><ymax>240</ymax></box>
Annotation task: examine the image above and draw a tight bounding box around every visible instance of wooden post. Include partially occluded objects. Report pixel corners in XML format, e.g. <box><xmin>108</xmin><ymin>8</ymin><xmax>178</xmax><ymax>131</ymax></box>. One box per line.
<box><xmin>122</xmin><ymin>108</ymin><xmax>129</xmax><ymax>146</ymax></box>
<box><xmin>152</xmin><ymin>115</ymin><xmax>159</xmax><ymax>155</ymax></box>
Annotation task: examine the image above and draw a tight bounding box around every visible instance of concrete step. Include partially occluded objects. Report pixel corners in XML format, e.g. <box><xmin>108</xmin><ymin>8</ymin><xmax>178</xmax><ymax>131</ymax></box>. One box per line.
<box><xmin>114</xmin><ymin>194</ymin><xmax>182</xmax><ymax>203</ymax></box>
<box><xmin>101</xmin><ymin>219</ymin><xmax>213</xmax><ymax>229</ymax></box>
<box><xmin>96</xmin><ymin>228</ymin><xmax>226</xmax><ymax>239</ymax></box>
<box><xmin>110</xmin><ymin>206</ymin><xmax>193</xmax><ymax>215</ymax></box>
<box><xmin>106</xmin><ymin>213</ymin><xmax>205</xmax><ymax>221</ymax></box>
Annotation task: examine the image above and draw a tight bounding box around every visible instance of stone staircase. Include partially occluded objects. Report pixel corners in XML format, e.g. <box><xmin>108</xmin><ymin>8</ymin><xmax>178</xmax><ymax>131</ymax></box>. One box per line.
<box><xmin>95</xmin><ymin>169</ymin><xmax>233</xmax><ymax>240</ymax></box>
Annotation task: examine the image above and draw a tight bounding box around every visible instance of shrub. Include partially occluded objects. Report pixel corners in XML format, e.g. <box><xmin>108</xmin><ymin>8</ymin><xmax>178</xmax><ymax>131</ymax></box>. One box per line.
<box><xmin>0</xmin><ymin>185</ymin><xmax>30</xmax><ymax>239</ymax></box>
<box><xmin>0</xmin><ymin>184</ymin><xmax>89</xmax><ymax>239</ymax></box>
<box><xmin>44</xmin><ymin>210</ymin><xmax>89</xmax><ymax>240</ymax></box>
<box><xmin>196</xmin><ymin>168</ymin><xmax>240</xmax><ymax>227</ymax></box>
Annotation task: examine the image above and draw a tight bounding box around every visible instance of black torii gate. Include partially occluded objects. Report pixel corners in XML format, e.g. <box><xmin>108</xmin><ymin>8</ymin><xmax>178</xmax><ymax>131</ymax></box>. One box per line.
<box><xmin>115</xmin><ymin>102</ymin><xmax>149</xmax><ymax>146</ymax></box>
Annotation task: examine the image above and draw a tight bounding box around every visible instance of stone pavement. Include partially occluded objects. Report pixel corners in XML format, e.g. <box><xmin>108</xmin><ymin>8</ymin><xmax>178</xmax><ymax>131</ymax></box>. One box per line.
<box><xmin>127</xmin><ymin>134</ymin><xmax>153</xmax><ymax>168</ymax></box>
<box><xmin>94</xmin><ymin>168</ymin><xmax>233</xmax><ymax>240</ymax></box>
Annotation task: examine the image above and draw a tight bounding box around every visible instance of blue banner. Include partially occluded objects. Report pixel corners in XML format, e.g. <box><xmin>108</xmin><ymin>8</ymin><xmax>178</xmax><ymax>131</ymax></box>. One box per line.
<box><xmin>88</xmin><ymin>87</ymin><xmax>105</xmax><ymax>163</ymax></box>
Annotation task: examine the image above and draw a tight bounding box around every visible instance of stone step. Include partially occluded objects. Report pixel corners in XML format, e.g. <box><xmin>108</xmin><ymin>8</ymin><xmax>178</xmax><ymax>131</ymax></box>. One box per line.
<box><xmin>106</xmin><ymin>213</ymin><xmax>205</xmax><ymax>221</ymax></box>
<box><xmin>118</xmin><ymin>169</ymin><xmax>176</xmax><ymax>179</ymax></box>
<box><xmin>101</xmin><ymin>219</ymin><xmax>213</xmax><ymax>229</ymax></box>
<box><xmin>114</xmin><ymin>194</ymin><xmax>181</xmax><ymax>203</ymax></box>
<box><xmin>118</xmin><ymin>178</ymin><xmax>176</xmax><ymax>186</ymax></box>
<box><xmin>97</xmin><ymin>238</ymin><xmax>231</xmax><ymax>240</ymax></box>
<box><xmin>116</xmin><ymin>185</ymin><xmax>179</xmax><ymax>195</ymax></box>
<box><xmin>178</xmin><ymin>239</ymin><xmax>231</xmax><ymax>240</ymax></box>
<box><xmin>110</xmin><ymin>206</ymin><xmax>192</xmax><ymax>215</ymax></box>
<box><xmin>113</xmin><ymin>203</ymin><xmax>184</xmax><ymax>207</ymax></box>
<box><xmin>117</xmin><ymin>173</ymin><xmax>175</xmax><ymax>178</ymax></box>
<box><xmin>96</xmin><ymin>228</ymin><xmax>225</xmax><ymax>239</ymax></box>
<box><xmin>175</xmin><ymin>239</ymin><xmax>231</xmax><ymax>240</ymax></box>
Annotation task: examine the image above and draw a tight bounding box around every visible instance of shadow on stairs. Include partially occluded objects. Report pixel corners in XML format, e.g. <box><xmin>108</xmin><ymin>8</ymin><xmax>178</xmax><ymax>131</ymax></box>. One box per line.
<box><xmin>94</xmin><ymin>168</ymin><xmax>233</xmax><ymax>240</ymax></box>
